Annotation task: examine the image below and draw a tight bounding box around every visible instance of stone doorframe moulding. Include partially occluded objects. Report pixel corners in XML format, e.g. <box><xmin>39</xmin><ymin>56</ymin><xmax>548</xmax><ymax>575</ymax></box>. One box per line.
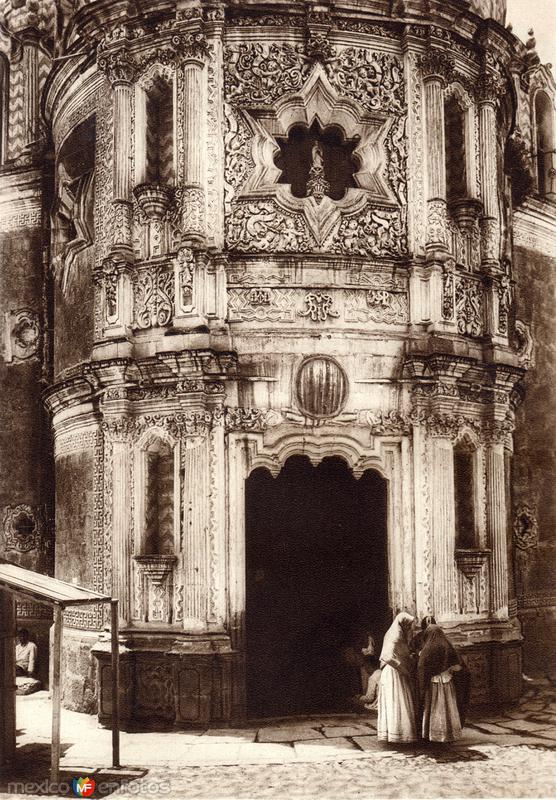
<box><xmin>225</xmin><ymin>425</ymin><xmax>415</xmax><ymax>719</ymax></box>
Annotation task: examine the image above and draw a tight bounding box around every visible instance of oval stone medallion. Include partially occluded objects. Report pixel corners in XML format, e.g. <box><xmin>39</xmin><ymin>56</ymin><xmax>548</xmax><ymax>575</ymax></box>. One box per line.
<box><xmin>296</xmin><ymin>356</ymin><xmax>348</xmax><ymax>418</ymax></box>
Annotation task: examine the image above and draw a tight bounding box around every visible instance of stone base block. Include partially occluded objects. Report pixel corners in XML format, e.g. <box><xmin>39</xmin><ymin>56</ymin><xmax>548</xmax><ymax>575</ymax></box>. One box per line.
<box><xmin>93</xmin><ymin>634</ymin><xmax>234</xmax><ymax>729</ymax></box>
<box><xmin>460</xmin><ymin>640</ymin><xmax>522</xmax><ymax>705</ymax></box>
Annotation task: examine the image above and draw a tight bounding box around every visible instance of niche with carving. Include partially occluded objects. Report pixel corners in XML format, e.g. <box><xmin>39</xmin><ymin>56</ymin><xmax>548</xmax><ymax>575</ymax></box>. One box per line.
<box><xmin>51</xmin><ymin>115</ymin><xmax>95</xmax><ymax>292</ymax></box>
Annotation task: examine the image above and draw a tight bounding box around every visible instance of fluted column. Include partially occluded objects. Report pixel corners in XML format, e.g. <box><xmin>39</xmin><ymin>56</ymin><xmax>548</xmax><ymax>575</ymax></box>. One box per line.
<box><xmin>98</xmin><ymin>49</ymin><xmax>137</xmax><ymax>255</ymax></box>
<box><xmin>182</xmin><ymin>437</ymin><xmax>211</xmax><ymax>631</ymax></box>
<box><xmin>477</xmin><ymin>72</ymin><xmax>502</xmax><ymax>267</ymax></box>
<box><xmin>420</xmin><ymin>50</ymin><xmax>453</xmax><ymax>255</ymax></box>
<box><xmin>111</xmin><ymin>438</ymin><xmax>132</xmax><ymax>626</ymax></box>
<box><xmin>180</xmin><ymin>59</ymin><xmax>206</xmax><ymax>242</ymax></box>
<box><xmin>23</xmin><ymin>39</ymin><xmax>40</xmax><ymax>145</ymax></box>
<box><xmin>431</xmin><ymin>437</ymin><xmax>457</xmax><ymax>620</ymax></box>
<box><xmin>486</xmin><ymin>442</ymin><xmax>508</xmax><ymax>618</ymax></box>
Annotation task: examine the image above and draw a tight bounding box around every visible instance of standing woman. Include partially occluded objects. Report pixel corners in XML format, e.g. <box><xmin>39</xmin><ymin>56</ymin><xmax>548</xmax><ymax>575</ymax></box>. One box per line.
<box><xmin>418</xmin><ymin>624</ymin><xmax>471</xmax><ymax>743</ymax></box>
<box><xmin>377</xmin><ymin>612</ymin><xmax>418</xmax><ymax>743</ymax></box>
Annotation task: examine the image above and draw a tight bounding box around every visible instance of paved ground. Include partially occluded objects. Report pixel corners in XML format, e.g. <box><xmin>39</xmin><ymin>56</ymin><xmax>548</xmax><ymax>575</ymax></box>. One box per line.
<box><xmin>2</xmin><ymin>678</ymin><xmax>556</xmax><ymax>798</ymax></box>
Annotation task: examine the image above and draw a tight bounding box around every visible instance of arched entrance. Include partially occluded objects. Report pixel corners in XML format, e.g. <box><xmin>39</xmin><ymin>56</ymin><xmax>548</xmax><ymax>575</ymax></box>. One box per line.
<box><xmin>245</xmin><ymin>455</ymin><xmax>389</xmax><ymax>718</ymax></box>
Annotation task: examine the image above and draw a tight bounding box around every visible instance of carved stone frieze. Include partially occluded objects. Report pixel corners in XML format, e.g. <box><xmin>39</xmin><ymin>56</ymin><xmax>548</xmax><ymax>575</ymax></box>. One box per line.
<box><xmin>328</xmin><ymin>48</ymin><xmax>405</xmax><ymax>115</ymax></box>
<box><xmin>224</xmin><ymin>408</ymin><xmax>283</xmax><ymax>432</ymax></box>
<box><xmin>344</xmin><ymin>289</ymin><xmax>409</xmax><ymax>325</ymax></box>
<box><xmin>224</xmin><ymin>43</ymin><xmax>309</xmax><ymax>106</ymax></box>
<box><xmin>299</xmin><ymin>292</ymin><xmax>340</xmax><ymax>323</ymax></box>
<box><xmin>334</xmin><ymin>206</ymin><xmax>408</xmax><ymax>258</ymax></box>
<box><xmin>226</xmin><ymin>200</ymin><xmax>314</xmax><ymax>252</ymax></box>
<box><xmin>227</xmin><ymin>288</ymin><xmax>296</xmax><ymax>322</ymax></box>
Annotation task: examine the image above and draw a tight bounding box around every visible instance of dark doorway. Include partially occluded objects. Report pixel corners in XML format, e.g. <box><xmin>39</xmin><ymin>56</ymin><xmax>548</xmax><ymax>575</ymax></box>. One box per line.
<box><xmin>245</xmin><ymin>455</ymin><xmax>390</xmax><ymax>718</ymax></box>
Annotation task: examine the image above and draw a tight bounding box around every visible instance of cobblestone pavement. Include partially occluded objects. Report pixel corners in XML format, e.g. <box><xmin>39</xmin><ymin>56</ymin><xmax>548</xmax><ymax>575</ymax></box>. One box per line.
<box><xmin>3</xmin><ymin>678</ymin><xmax>556</xmax><ymax>798</ymax></box>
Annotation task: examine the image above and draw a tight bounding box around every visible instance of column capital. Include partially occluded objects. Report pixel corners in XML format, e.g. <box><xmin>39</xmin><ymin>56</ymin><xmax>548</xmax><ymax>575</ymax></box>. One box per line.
<box><xmin>418</xmin><ymin>49</ymin><xmax>455</xmax><ymax>87</ymax></box>
<box><xmin>97</xmin><ymin>48</ymin><xmax>137</xmax><ymax>87</ymax></box>
<box><xmin>475</xmin><ymin>71</ymin><xmax>505</xmax><ymax>105</ymax></box>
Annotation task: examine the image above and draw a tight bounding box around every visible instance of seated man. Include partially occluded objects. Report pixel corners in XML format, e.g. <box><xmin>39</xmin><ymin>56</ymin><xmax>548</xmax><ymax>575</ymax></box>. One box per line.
<box><xmin>15</xmin><ymin>628</ymin><xmax>37</xmax><ymax>677</ymax></box>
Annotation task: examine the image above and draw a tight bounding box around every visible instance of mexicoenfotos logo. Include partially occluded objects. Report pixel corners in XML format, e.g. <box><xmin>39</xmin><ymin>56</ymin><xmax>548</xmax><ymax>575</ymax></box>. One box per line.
<box><xmin>72</xmin><ymin>776</ymin><xmax>96</xmax><ymax>797</ymax></box>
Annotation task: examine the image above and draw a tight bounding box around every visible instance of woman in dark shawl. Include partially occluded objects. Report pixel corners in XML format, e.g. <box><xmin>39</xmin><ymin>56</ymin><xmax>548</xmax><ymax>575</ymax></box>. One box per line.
<box><xmin>417</xmin><ymin>624</ymin><xmax>471</xmax><ymax>742</ymax></box>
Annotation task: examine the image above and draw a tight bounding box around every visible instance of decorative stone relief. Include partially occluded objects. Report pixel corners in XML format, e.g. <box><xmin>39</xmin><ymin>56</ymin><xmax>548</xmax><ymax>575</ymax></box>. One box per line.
<box><xmin>224</xmin><ymin>43</ymin><xmax>310</xmax><ymax>106</ymax></box>
<box><xmin>514</xmin><ymin>506</ymin><xmax>539</xmax><ymax>550</ymax></box>
<box><xmin>296</xmin><ymin>356</ymin><xmax>348</xmax><ymax>419</ymax></box>
<box><xmin>334</xmin><ymin>206</ymin><xmax>408</xmax><ymax>258</ymax></box>
<box><xmin>132</xmin><ymin>265</ymin><xmax>174</xmax><ymax>329</ymax></box>
<box><xmin>2</xmin><ymin>504</ymin><xmax>43</xmax><ymax>552</ymax></box>
<box><xmin>442</xmin><ymin>264</ymin><xmax>456</xmax><ymax>321</ymax></box>
<box><xmin>497</xmin><ymin>275</ymin><xmax>512</xmax><ymax>336</ymax></box>
<box><xmin>513</xmin><ymin>320</ymin><xmax>534</xmax><ymax>368</ymax></box>
<box><xmin>455</xmin><ymin>276</ymin><xmax>484</xmax><ymax>337</ymax></box>
<box><xmin>226</xmin><ymin>201</ymin><xmax>314</xmax><ymax>252</ymax></box>
<box><xmin>227</xmin><ymin>288</ymin><xmax>296</xmax><ymax>322</ymax></box>
<box><xmin>5</xmin><ymin>309</ymin><xmax>40</xmax><ymax>362</ymax></box>
<box><xmin>299</xmin><ymin>292</ymin><xmax>340</xmax><ymax>322</ymax></box>
<box><xmin>344</xmin><ymin>289</ymin><xmax>409</xmax><ymax>325</ymax></box>
<box><xmin>223</xmin><ymin>48</ymin><xmax>407</xmax><ymax>256</ymax></box>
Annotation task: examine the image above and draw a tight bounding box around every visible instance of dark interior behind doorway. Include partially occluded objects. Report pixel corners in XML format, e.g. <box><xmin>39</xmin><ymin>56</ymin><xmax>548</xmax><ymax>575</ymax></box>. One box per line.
<box><xmin>245</xmin><ymin>455</ymin><xmax>389</xmax><ymax>718</ymax></box>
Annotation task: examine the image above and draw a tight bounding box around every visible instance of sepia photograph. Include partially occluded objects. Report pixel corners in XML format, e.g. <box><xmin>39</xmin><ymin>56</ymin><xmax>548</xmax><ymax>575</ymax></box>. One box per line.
<box><xmin>0</xmin><ymin>0</ymin><xmax>555</xmax><ymax>798</ymax></box>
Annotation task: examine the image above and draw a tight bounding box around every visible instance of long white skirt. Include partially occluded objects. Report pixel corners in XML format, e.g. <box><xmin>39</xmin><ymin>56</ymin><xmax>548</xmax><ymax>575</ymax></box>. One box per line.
<box><xmin>422</xmin><ymin>676</ymin><xmax>463</xmax><ymax>742</ymax></box>
<box><xmin>377</xmin><ymin>664</ymin><xmax>418</xmax><ymax>743</ymax></box>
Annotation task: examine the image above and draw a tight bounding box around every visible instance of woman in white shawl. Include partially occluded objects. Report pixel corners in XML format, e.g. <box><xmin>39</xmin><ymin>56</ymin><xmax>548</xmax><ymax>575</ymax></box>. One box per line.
<box><xmin>377</xmin><ymin>612</ymin><xmax>418</xmax><ymax>743</ymax></box>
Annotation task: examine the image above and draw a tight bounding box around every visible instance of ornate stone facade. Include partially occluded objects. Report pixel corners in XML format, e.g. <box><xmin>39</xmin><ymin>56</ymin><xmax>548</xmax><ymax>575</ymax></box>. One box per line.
<box><xmin>2</xmin><ymin>0</ymin><xmax>556</xmax><ymax>725</ymax></box>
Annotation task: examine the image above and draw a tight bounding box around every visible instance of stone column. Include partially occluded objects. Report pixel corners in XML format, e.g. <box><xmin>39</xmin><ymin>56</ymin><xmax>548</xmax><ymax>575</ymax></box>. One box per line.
<box><xmin>23</xmin><ymin>37</ymin><xmax>40</xmax><ymax>145</ymax></box>
<box><xmin>430</xmin><ymin>436</ymin><xmax>457</xmax><ymax>620</ymax></box>
<box><xmin>420</xmin><ymin>50</ymin><xmax>453</xmax><ymax>256</ymax></box>
<box><xmin>182</xmin><ymin>436</ymin><xmax>211</xmax><ymax>631</ymax></box>
<box><xmin>477</xmin><ymin>72</ymin><xmax>502</xmax><ymax>268</ymax></box>
<box><xmin>179</xmin><ymin>59</ymin><xmax>206</xmax><ymax>243</ymax></box>
<box><xmin>486</xmin><ymin>441</ymin><xmax>508</xmax><ymax>618</ymax></box>
<box><xmin>98</xmin><ymin>49</ymin><xmax>137</xmax><ymax>257</ymax></box>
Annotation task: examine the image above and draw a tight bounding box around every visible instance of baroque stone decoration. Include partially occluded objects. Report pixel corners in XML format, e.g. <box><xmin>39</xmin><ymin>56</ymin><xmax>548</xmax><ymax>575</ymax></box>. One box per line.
<box><xmin>223</xmin><ymin>46</ymin><xmax>408</xmax><ymax>255</ymax></box>
<box><xmin>2</xmin><ymin>0</ymin><xmax>551</xmax><ymax>731</ymax></box>
<box><xmin>514</xmin><ymin>506</ymin><xmax>539</xmax><ymax>550</ymax></box>
<box><xmin>2</xmin><ymin>505</ymin><xmax>43</xmax><ymax>553</ymax></box>
<box><xmin>5</xmin><ymin>308</ymin><xmax>40</xmax><ymax>362</ymax></box>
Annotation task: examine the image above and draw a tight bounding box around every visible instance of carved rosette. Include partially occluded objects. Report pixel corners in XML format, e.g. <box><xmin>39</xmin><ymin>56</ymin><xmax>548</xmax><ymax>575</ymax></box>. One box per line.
<box><xmin>2</xmin><ymin>505</ymin><xmax>44</xmax><ymax>553</ymax></box>
<box><xmin>514</xmin><ymin>506</ymin><xmax>538</xmax><ymax>550</ymax></box>
<box><xmin>5</xmin><ymin>308</ymin><xmax>40</xmax><ymax>362</ymax></box>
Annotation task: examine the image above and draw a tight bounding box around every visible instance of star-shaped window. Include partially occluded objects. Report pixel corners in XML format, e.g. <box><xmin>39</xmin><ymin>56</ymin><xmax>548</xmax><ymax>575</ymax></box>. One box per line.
<box><xmin>274</xmin><ymin>122</ymin><xmax>361</xmax><ymax>203</ymax></box>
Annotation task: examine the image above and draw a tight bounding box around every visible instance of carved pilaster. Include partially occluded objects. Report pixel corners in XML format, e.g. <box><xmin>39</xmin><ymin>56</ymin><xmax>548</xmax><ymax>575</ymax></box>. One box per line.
<box><xmin>111</xmin><ymin>438</ymin><xmax>132</xmax><ymax>625</ymax></box>
<box><xmin>486</xmin><ymin>443</ymin><xmax>508</xmax><ymax>618</ymax></box>
<box><xmin>431</xmin><ymin>438</ymin><xmax>457</xmax><ymax>620</ymax></box>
